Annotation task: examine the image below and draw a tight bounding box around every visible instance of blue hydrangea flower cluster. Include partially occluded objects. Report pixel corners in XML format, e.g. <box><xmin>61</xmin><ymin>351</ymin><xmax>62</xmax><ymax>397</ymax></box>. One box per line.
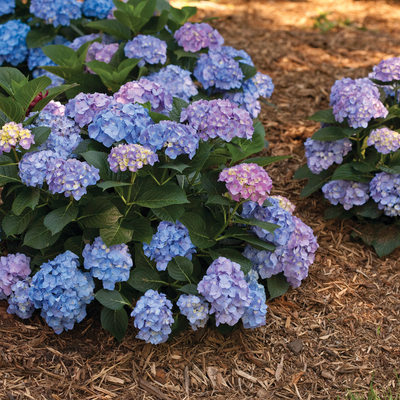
<box><xmin>241</xmin><ymin>270</ymin><xmax>267</xmax><ymax>329</ymax></box>
<box><xmin>0</xmin><ymin>0</ymin><xmax>15</xmax><ymax>16</ymax></box>
<box><xmin>269</xmin><ymin>195</ymin><xmax>295</xmax><ymax>214</ymax></box>
<box><xmin>370</xmin><ymin>172</ymin><xmax>400</xmax><ymax>216</ymax></box>
<box><xmin>83</xmin><ymin>237</ymin><xmax>133</xmax><ymax>290</ymax></box>
<box><xmin>322</xmin><ymin>180</ymin><xmax>370</xmax><ymax>210</ymax></box>
<box><xmin>30</xmin><ymin>0</ymin><xmax>82</xmax><ymax>27</ymax></box>
<box><xmin>114</xmin><ymin>79</ymin><xmax>173</xmax><ymax>114</ymax></box>
<box><xmin>147</xmin><ymin>65</ymin><xmax>198</xmax><ymax>103</ymax></box>
<box><xmin>143</xmin><ymin>221</ymin><xmax>196</xmax><ymax>271</ymax></box>
<box><xmin>370</xmin><ymin>57</ymin><xmax>400</xmax><ymax>82</ymax></box>
<box><xmin>180</xmin><ymin>99</ymin><xmax>254</xmax><ymax>142</ymax></box>
<box><xmin>243</xmin><ymin>245</ymin><xmax>283</xmax><ymax>280</ymax></box>
<box><xmin>177</xmin><ymin>294</ymin><xmax>209</xmax><ymax>331</ymax></box>
<box><xmin>304</xmin><ymin>137</ymin><xmax>353</xmax><ymax>174</ymax></box>
<box><xmin>131</xmin><ymin>290</ymin><xmax>174</xmax><ymax>345</ymax></box>
<box><xmin>29</xmin><ymin>251</ymin><xmax>95</xmax><ymax>334</ymax></box>
<box><xmin>221</xmin><ymin>46</ymin><xmax>254</xmax><ymax>66</ymax></box>
<box><xmin>197</xmin><ymin>257</ymin><xmax>251</xmax><ymax>326</ymax></box>
<box><xmin>7</xmin><ymin>279</ymin><xmax>35</xmax><ymax>319</ymax></box>
<box><xmin>139</xmin><ymin>121</ymin><xmax>199</xmax><ymax>159</ymax></box>
<box><xmin>0</xmin><ymin>20</ymin><xmax>30</xmax><ymax>66</ymax></box>
<box><xmin>367</xmin><ymin>127</ymin><xmax>400</xmax><ymax>154</ymax></box>
<box><xmin>330</xmin><ymin>77</ymin><xmax>388</xmax><ymax>129</ymax></box>
<box><xmin>88</xmin><ymin>102</ymin><xmax>153</xmax><ymax>147</ymax></box>
<box><xmin>69</xmin><ymin>33</ymin><xmax>101</xmax><ymax>51</ymax></box>
<box><xmin>82</xmin><ymin>0</ymin><xmax>114</xmax><ymax>19</ymax></box>
<box><xmin>125</xmin><ymin>35</ymin><xmax>167</xmax><ymax>67</ymax></box>
<box><xmin>46</xmin><ymin>158</ymin><xmax>100</xmax><ymax>200</ymax></box>
<box><xmin>0</xmin><ymin>253</ymin><xmax>31</xmax><ymax>298</ymax></box>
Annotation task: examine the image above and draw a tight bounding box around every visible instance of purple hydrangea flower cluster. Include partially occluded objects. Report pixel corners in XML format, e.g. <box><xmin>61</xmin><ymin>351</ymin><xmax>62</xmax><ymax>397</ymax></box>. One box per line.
<box><xmin>370</xmin><ymin>57</ymin><xmax>400</xmax><ymax>82</ymax></box>
<box><xmin>88</xmin><ymin>102</ymin><xmax>153</xmax><ymax>147</ymax></box>
<box><xmin>131</xmin><ymin>290</ymin><xmax>174</xmax><ymax>345</ymax></box>
<box><xmin>322</xmin><ymin>180</ymin><xmax>370</xmax><ymax>210</ymax></box>
<box><xmin>0</xmin><ymin>253</ymin><xmax>31</xmax><ymax>298</ymax></box>
<box><xmin>125</xmin><ymin>35</ymin><xmax>167</xmax><ymax>67</ymax></box>
<box><xmin>0</xmin><ymin>0</ymin><xmax>15</xmax><ymax>16</ymax></box>
<box><xmin>180</xmin><ymin>99</ymin><xmax>254</xmax><ymax>142</ymax></box>
<box><xmin>86</xmin><ymin>42</ymin><xmax>119</xmax><ymax>68</ymax></box>
<box><xmin>174</xmin><ymin>22</ymin><xmax>224</xmax><ymax>52</ymax></box>
<box><xmin>221</xmin><ymin>46</ymin><xmax>254</xmax><ymax>66</ymax></box>
<box><xmin>83</xmin><ymin>237</ymin><xmax>133</xmax><ymax>290</ymax></box>
<box><xmin>114</xmin><ymin>79</ymin><xmax>173</xmax><ymax>114</ymax></box>
<box><xmin>46</xmin><ymin>158</ymin><xmax>100</xmax><ymax>201</ymax></box>
<box><xmin>367</xmin><ymin>127</ymin><xmax>400</xmax><ymax>154</ymax></box>
<box><xmin>330</xmin><ymin>77</ymin><xmax>388</xmax><ymax>129</ymax></box>
<box><xmin>304</xmin><ymin>138</ymin><xmax>352</xmax><ymax>174</ymax></box>
<box><xmin>0</xmin><ymin>122</ymin><xmax>34</xmax><ymax>153</ymax></box>
<box><xmin>42</xmin><ymin>100</ymin><xmax>65</xmax><ymax>116</ymax></box>
<box><xmin>218</xmin><ymin>164</ymin><xmax>273</xmax><ymax>206</ymax></box>
<box><xmin>197</xmin><ymin>257</ymin><xmax>251</xmax><ymax>326</ymax></box>
<box><xmin>30</xmin><ymin>0</ymin><xmax>82</xmax><ymax>27</ymax></box>
<box><xmin>7</xmin><ymin>279</ymin><xmax>35</xmax><ymax>319</ymax></box>
<box><xmin>68</xmin><ymin>33</ymin><xmax>101</xmax><ymax>51</ymax></box>
<box><xmin>139</xmin><ymin>121</ymin><xmax>199</xmax><ymax>159</ymax></box>
<box><xmin>82</xmin><ymin>0</ymin><xmax>114</xmax><ymax>19</ymax></box>
<box><xmin>108</xmin><ymin>143</ymin><xmax>159</xmax><ymax>172</ymax></box>
<box><xmin>29</xmin><ymin>251</ymin><xmax>95</xmax><ymax>334</ymax></box>
<box><xmin>370</xmin><ymin>172</ymin><xmax>400</xmax><ymax>216</ymax></box>
<box><xmin>147</xmin><ymin>65</ymin><xmax>198</xmax><ymax>103</ymax></box>
<box><xmin>177</xmin><ymin>294</ymin><xmax>209</xmax><ymax>331</ymax></box>
<box><xmin>143</xmin><ymin>221</ymin><xmax>196</xmax><ymax>272</ymax></box>
<box><xmin>0</xmin><ymin>20</ymin><xmax>30</xmax><ymax>66</ymax></box>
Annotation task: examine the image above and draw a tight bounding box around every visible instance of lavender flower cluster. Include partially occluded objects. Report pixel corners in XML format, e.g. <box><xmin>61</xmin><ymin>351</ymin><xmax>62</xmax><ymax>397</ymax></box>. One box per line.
<box><xmin>86</xmin><ymin>42</ymin><xmax>119</xmax><ymax>67</ymax></box>
<box><xmin>370</xmin><ymin>57</ymin><xmax>400</xmax><ymax>82</ymax></box>
<box><xmin>0</xmin><ymin>253</ymin><xmax>31</xmax><ymax>298</ymax></box>
<box><xmin>125</xmin><ymin>35</ymin><xmax>167</xmax><ymax>67</ymax></box>
<box><xmin>370</xmin><ymin>172</ymin><xmax>400</xmax><ymax>216</ymax></box>
<box><xmin>177</xmin><ymin>294</ymin><xmax>209</xmax><ymax>330</ymax></box>
<box><xmin>322</xmin><ymin>180</ymin><xmax>370</xmax><ymax>210</ymax></box>
<box><xmin>7</xmin><ymin>279</ymin><xmax>35</xmax><ymax>319</ymax></box>
<box><xmin>367</xmin><ymin>127</ymin><xmax>400</xmax><ymax>154</ymax></box>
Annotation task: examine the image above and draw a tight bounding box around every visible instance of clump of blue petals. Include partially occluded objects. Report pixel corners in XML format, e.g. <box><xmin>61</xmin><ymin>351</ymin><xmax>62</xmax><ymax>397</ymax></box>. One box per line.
<box><xmin>7</xmin><ymin>279</ymin><xmax>35</xmax><ymax>319</ymax></box>
<box><xmin>177</xmin><ymin>294</ymin><xmax>209</xmax><ymax>331</ymax></box>
<box><xmin>82</xmin><ymin>0</ymin><xmax>114</xmax><ymax>19</ymax></box>
<box><xmin>221</xmin><ymin>46</ymin><xmax>254</xmax><ymax>66</ymax></box>
<box><xmin>125</xmin><ymin>35</ymin><xmax>167</xmax><ymax>67</ymax></box>
<box><xmin>370</xmin><ymin>172</ymin><xmax>400</xmax><ymax>216</ymax></box>
<box><xmin>30</xmin><ymin>0</ymin><xmax>82</xmax><ymax>27</ymax></box>
<box><xmin>0</xmin><ymin>20</ymin><xmax>30</xmax><ymax>66</ymax></box>
<box><xmin>322</xmin><ymin>180</ymin><xmax>370</xmax><ymax>210</ymax></box>
<box><xmin>0</xmin><ymin>0</ymin><xmax>15</xmax><ymax>16</ymax></box>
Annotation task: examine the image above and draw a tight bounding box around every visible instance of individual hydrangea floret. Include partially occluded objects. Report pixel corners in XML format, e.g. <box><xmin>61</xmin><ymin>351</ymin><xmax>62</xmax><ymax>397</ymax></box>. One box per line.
<box><xmin>304</xmin><ymin>138</ymin><xmax>352</xmax><ymax>174</ymax></box>
<box><xmin>143</xmin><ymin>221</ymin><xmax>196</xmax><ymax>272</ymax></box>
<box><xmin>197</xmin><ymin>257</ymin><xmax>251</xmax><ymax>326</ymax></box>
<box><xmin>83</xmin><ymin>237</ymin><xmax>133</xmax><ymax>290</ymax></box>
<box><xmin>131</xmin><ymin>290</ymin><xmax>174</xmax><ymax>345</ymax></box>
<box><xmin>177</xmin><ymin>294</ymin><xmax>209</xmax><ymax>331</ymax></box>
<box><xmin>0</xmin><ymin>254</ymin><xmax>31</xmax><ymax>298</ymax></box>
<box><xmin>370</xmin><ymin>57</ymin><xmax>400</xmax><ymax>82</ymax></box>
<box><xmin>218</xmin><ymin>164</ymin><xmax>273</xmax><ymax>206</ymax></box>
<box><xmin>108</xmin><ymin>143</ymin><xmax>159</xmax><ymax>172</ymax></box>
<box><xmin>46</xmin><ymin>158</ymin><xmax>100</xmax><ymax>201</ymax></box>
<box><xmin>322</xmin><ymin>180</ymin><xmax>370</xmax><ymax>210</ymax></box>
<box><xmin>0</xmin><ymin>20</ymin><xmax>30</xmax><ymax>66</ymax></box>
<box><xmin>29</xmin><ymin>251</ymin><xmax>95</xmax><ymax>334</ymax></box>
<box><xmin>370</xmin><ymin>172</ymin><xmax>400</xmax><ymax>216</ymax></box>
<box><xmin>125</xmin><ymin>35</ymin><xmax>167</xmax><ymax>67</ymax></box>
<box><xmin>82</xmin><ymin>0</ymin><xmax>114</xmax><ymax>19</ymax></box>
<box><xmin>114</xmin><ymin>79</ymin><xmax>173</xmax><ymax>114</ymax></box>
<box><xmin>180</xmin><ymin>99</ymin><xmax>254</xmax><ymax>142</ymax></box>
<box><xmin>7</xmin><ymin>279</ymin><xmax>35</xmax><ymax>319</ymax></box>
<box><xmin>367</xmin><ymin>127</ymin><xmax>400</xmax><ymax>154</ymax></box>
<box><xmin>88</xmin><ymin>102</ymin><xmax>153</xmax><ymax>147</ymax></box>
<box><xmin>174</xmin><ymin>22</ymin><xmax>224</xmax><ymax>52</ymax></box>
<box><xmin>86</xmin><ymin>42</ymin><xmax>119</xmax><ymax>67</ymax></box>
<box><xmin>30</xmin><ymin>0</ymin><xmax>82</xmax><ymax>27</ymax></box>
<box><xmin>68</xmin><ymin>33</ymin><xmax>101</xmax><ymax>51</ymax></box>
<box><xmin>0</xmin><ymin>0</ymin><xmax>15</xmax><ymax>16</ymax></box>
<box><xmin>147</xmin><ymin>65</ymin><xmax>198</xmax><ymax>103</ymax></box>
<box><xmin>0</xmin><ymin>122</ymin><xmax>34</xmax><ymax>153</ymax></box>
<box><xmin>221</xmin><ymin>46</ymin><xmax>254</xmax><ymax>66</ymax></box>
<box><xmin>269</xmin><ymin>195</ymin><xmax>295</xmax><ymax>214</ymax></box>
<box><xmin>139</xmin><ymin>121</ymin><xmax>199</xmax><ymax>159</ymax></box>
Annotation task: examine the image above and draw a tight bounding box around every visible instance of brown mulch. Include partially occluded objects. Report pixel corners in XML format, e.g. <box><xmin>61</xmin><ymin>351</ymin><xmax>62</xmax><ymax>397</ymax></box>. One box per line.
<box><xmin>2</xmin><ymin>1</ymin><xmax>400</xmax><ymax>399</ymax></box>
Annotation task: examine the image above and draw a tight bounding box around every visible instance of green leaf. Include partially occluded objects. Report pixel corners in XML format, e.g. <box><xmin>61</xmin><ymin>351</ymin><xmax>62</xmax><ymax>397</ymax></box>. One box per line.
<box><xmin>174</xmin><ymin>49</ymin><xmax>200</xmax><ymax>59</ymax></box>
<box><xmin>233</xmin><ymin>216</ymin><xmax>279</xmax><ymax>234</ymax></box>
<box><xmin>239</xmin><ymin>63</ymin><xmax>257</xmax><ymax>80</ymax></box>
<box><xmin>41</xmin><ymin>65</ymin><xmax>83</xmax><ymax>82</ymax></box>
<box><xmin>300</xmin><ymin>169</ymin><xmax>332</xmax><ymax>198</ymax></box>
<box><xmin>23</xmin><ymin>217</ymin><xmax>61</xmax><ymax>250</ymax></box>
<box><xmin>0</xmin><ymin>68</ymin><xmax>26</xmax><ymax>96</ymax></box>
<box><xmin>167</xmin><ymin>256</ymin><xmax>193</xmax><ymax>282</ymax></box>
<box><xmin>159</xmin><ymin>162</ymin><xmax>188</xmax><ymax>173</ymax></box>
<box><xmin>29</xmin><ymin>127</ymin><xmax>51</xmax><ymax>149</ymax></box>
<box><xmin>179</xmin><ymin>212</ymin><xmax>216</xmax><ymax>249</ymax></box>
<box><xmin>14</xmin><ymin>76</ymin><xmax>52</xmax><ymax>112</ymax></box>
<box><xmin>200</xmin><ymin>171</ymin><xmax>226</xmax><ymax>195</ymax></box>
<box><xmin>2</xmin><ymin>208</ymin><xmax>36</xmax><ymax>236</ymax></box>
<box><xmin>169</xmin><ymin>97</ymin><xmax>189</xmax><ymax>122</ymax></box>
<box><xmin>44</xmin><ymin>204</ymin><xmax>79</xmax><ymax>235</ymax></box>
<box><xmin>224</xmin><ymin>227</ymin><xmax>275</xmax><ymax>251</ymax></box>
<box><xmin>169</xmin><ymin>5</ymin><xmax>197</xmax><ymax>24</ymax></box>
<box><xmin>185</xmin><ymin>141</ymin><xmax>211</xmax><ymax>174</ymax></box>
<box><xmin>324</xmin><ymin>205</ymin><xmax>347</xmax><ymax>220</ymax></box>
<box><xmin>211</xmin><ymin>248</ymin><xmax>252</xmax><ymax>275</ymax></box>
<box><xmin>151</xmin><ymin>205</ymin><xmax>185</xmax><ymax>223</ymax></box>
<box><xmin>206</xmin><ymin>194</ymin><xmax>231</xmax><ymax>206</ymax></box>
<box><xmin>12</xmin><ymin>187</ymin><xmax>40</xmax><ymax>216</ymax></box>
<box><xmin>64</xmin><ymin>236</ymin><xmax>84</xmax><ymax>256</ymax></box>
<box><xmin>0</xmin><ymin>97</ymin><xmax>24</xmax><ymax>122</ymax></box>
<box><xmin>149</xmin><ymin>111</ymin><xmax>173</xmax><ymax>123</ymax></box>
<box><xmin>127</xmin><ymin>266</ymin><xmax>164</xmax><ymax>292</ymax></box>
<box><xmin>312</xmin><ymin>126</ymin><xmax>347</xmax><ymax>141</ymax></box>
<box><xmin>177</xmin><ymin>284</ymin><xmax>198</xmax><ymax>295</ymax></box>
<box><xmin>100</xmin><ymin>221</ymin><xmax>133</xmax><ymax>246</ymax></box>
<box><xmin>87</xmin><ymin>18</ymin><xmax>134</xmax><ymax>41</ymax></box>
<box><xmin>308</xmin><ymin>109</ymin><xmax>336</xmax><ymax>123</ymax></box>
<box><xmin>96</xmin><ymin>289</ymin><xmax>131</xmax><ymax>310</ymax></box>
<box><xmin>81</xmin><ymin>198</ymin><xmax>123</xmax><ymax>228</ymax></box>
<box><xmin>26</xmin><ymin>26</ymin><xmax>57</xmax><ymax>49</ymax></box>
<box><xmin>294</xmin><ymin>164</ymin><xmax>312</xmax><ymax>180</ymax></box>
<box><xmin>134</xmin><ymin>242</ymin><xmax>156</xmax><ymax>269</ymax></box>
<box><xmin>42</xmin><ymin>45</ymin><xmax>80</xmax><ymax>68</ymax></box>
<box><xmin>331</xmin><ymin>164</ymin><xmax>371</xmax><ymax>183</ymax></box>
<box><xmin>0</xmin><ymin>110</ymin><xmax>11</xmax><ymax>128</ymax></box>
<box><xmin>32</xmin><ymin>83</ymin><xmax>80</xmax><ymax>112</ymax></box>
<box><xmin>131</xmin><ymin>216</ymin><xmax>153</xmax><ymax>243</ymax></box>
<box><xmin>267</xmin><ymin>272</ymin><xmax>289</xmax><ymax>300</ymax></box>
<box><xmin>0</xmin><ymin>157</ymin><xmax>20</xmax><ymax>186</ymax></box>
<box><xmin>101</xmin><ymin>307</ymin><xmax>128</xmax><ymax>342</ymax></box>
<box><xmin>97</xmin><ymin>181</ymin><xmax>131</xmax><ymax>191</ymax></box>
<box><xmin>351</xmin><ymin>199</ymin><xmax>383</xmax><ymax>219</ymax></box>
<box><xmin>242</xmin><ymin>155</ymin><xmax>291</xmax><ymax>166</ymax></box>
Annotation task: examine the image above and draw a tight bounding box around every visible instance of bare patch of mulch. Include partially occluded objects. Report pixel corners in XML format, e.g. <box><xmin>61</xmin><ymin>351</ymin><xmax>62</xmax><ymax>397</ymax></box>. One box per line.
<box><xmin>2</xmin><ymin>1</ymin><xmax>400</xmax><ymax>399</ymax></box>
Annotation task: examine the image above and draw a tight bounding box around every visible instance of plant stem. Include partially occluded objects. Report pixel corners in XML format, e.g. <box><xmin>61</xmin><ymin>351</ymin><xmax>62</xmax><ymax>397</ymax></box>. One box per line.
<box><xmin>12</xmin><ymin>148</ymin><xmax>19</xmax><ymax>163</ymax></box>
<box><xmin>213</xmin><ymin>201</ymin><xmax>242</xmax><ymax>240</ymax></box>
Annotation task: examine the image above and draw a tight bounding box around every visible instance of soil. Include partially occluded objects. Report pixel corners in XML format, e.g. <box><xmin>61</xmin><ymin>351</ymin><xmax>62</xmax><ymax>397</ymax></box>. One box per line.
<box><xmin>2</xmin><ymin>0</ymin><xmax>400</xmax><ymax>399</ymax></box>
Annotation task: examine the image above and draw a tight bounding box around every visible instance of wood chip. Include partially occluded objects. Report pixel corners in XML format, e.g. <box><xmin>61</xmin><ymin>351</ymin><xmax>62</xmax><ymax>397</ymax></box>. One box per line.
<box><xmin>287</xmin><ymin>339</ymin><xmax>303</xmax><ymax>355</ymax></box>
<box><xmin>138</xmin><ymin>378</ymin><xmax>172</xmax><ymax>400</ymax></box>
<box><xmin>275</xmin><ymin>355</ymin><xmax>285</xmax><ymax>382</ymax></box>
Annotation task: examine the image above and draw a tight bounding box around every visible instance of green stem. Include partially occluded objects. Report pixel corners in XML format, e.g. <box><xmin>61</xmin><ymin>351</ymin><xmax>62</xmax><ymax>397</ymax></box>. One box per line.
<box><xmin>12</xmin><ymin>148</ymin><xmax>19</xmax><ymax>163</ymax></box>
<box><xmin>148</xmin><ymin>171</ymin><xmax>161</xmax><ymax>185</ymax></box>
<box><xmin>126</xmin><ymin>172</ymin><xmax>136</xmax><ymax>204</ymax></box>
<box><xmin>213</xmin><ymin>201</ymin><xmax>242</xmax><ymax>240</ymax></box>
<box><xmin>69</xmin><ymin>23</ymin><xmax>85</xmax><ymax>37</ymax></box>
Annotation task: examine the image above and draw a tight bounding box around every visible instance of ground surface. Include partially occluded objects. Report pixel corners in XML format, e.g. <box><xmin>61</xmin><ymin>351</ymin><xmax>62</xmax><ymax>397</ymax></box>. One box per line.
<box><xmin>2</xmin><ymin>0</ymin><xmax>400</xmax><ymax>399</ymax></box>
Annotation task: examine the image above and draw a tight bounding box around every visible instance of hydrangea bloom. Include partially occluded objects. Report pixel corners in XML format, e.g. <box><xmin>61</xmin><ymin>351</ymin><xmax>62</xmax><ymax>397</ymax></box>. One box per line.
<box><xmin>177</xmin><ymin>294</ymin><xmax>209</xmax><ymax>330</ymax></box>
<box><xmin>29</xmin><ymin>251</ymin><xmax>95</xmax><ymax>334</ymax></box>
<box><xmin>367</xmin><ymin>127</ymin><xmax>400</xmax><ymax>154</ymax></box>
<box><xmin>139</xmin><ymin>121</ymin><xmax>199</xmax><ymax>159</ymax></box>
<box><xmin>304</xmin><ymin>138</ymin><xmax>353</xmax><ymax>174</ymax></box>
<box><xmin>143</xmin><ymin>221</ymin><xmax>196</xmax><ymax>271</ymax></box>
<box><xmin>83</xmin><ymin>237</ymin><xmax>133</xmax><ymax>290</ymax></box>
<box><xmin>330</xmin><ymin>77</ymin><xmax>388</xmax><ymax>129</ymax></box>
<box><xmin>269</xmin><ymin>195</ymin><xmax>295</xmax><ymax>214</ymax></box>
<box><xmin>46</xmin><ymin>158</ymin><xmax>100</xmax><ymax>201</ymax></box>
<box><xmin>42</xmin><ymin>100</ymin><xmax>65</xmax><ymax>116</ymax></box>
<box><xmin>197</xmin><ymin>257</ymin><xmax>251</xmax><ymax>326</ymax></box>
<box><xmin>69</xmin><ymin>33</ymin><xmax>101</xmax><ymax>51</ymax></box>
<box><xmin>147</xmin><ymin>65</ymin><xmax>198</xmax><ymax>103</ymax></box>
<box><xmin>88</xmin><ymin>102</ymin><xmax>153</xmax><ymax>147</ymax></box>
<box><xmin>125</xmin><ymin>35</ymin><xmax>167</xmax><ymax>67</ymax></box>
<box><xmin>218</xmin><ymin>164</ymin><xmax>273</xmax><ymax>205</ymax></box>
<box><xmin>86</xmin><ymin>42</ymin><xmax>119</xmax><ymax>66</ymax></box>
<box><xmin>243</xmin><ymin>245</ymin><xmax>283</xmax><ymax>280</ymax></box>
<box><xmin>194</xmin><ymin>51</ymin><xmax>243</xmax><ymax>90</ymax></box>
<box><xmin>108</xmin><ymin>143</ymin><xmax>159</xmax><ymax>172</ymax></box>
<box><xmin>131</xmin><ymin>290</ymin><xmax>174</xmax><ymax>345</ymax></box>
<box><xmin>0</xmin><ymin>0</ymin><xmax>15</xmax><ymax>16</ymax></box>
<box><xmin>0</xmin><ymin>254</ymin><xmax>31</xmax><ymax>298</ymax></box>
<box><xmin>180</xmin><ymin>99</ymin><xmax>254</xmax><ymax>142</ymax></box>
<box><xmin>370</xmin><ymin>172</ymin><xmax>400</xmax><ymax>216</ymax></box>
<box><xmin>221</xmin><ymin>46</ymin><xmax>254</xmax><ymax>66</ymax></box>
<box><xmin>174</xmin><ymin>22</ymin><xmax>224</xmax><ymax>52</ymax></box>
<box><xmin>241</xmin><ymin>270</ymin><xmax>267</xmax><ymax>329</ymax></box>
<box><xmin>370</xmin><ymin>57</ymin><xmax>400</xmax><ymax>82</ymax></box>
<box><xmin>0</xmin><ymin>20</ymin><xmax>30</xmax><ymax>66</ymax></box>
<box><xmin>114</xmin><ymin>79</ymin><xmax>173</xmax><ymax>114</ymax></box>
<box><xmin>30</xmin><ymin>0</ymin><xmax>82</xmax><ymax>27</ymax></box>
<box><xmin>0</xmin><ymin>122</ymin><xmax>34</xmax><ymax>153</ymax></box>
<box><xmin>82</xmin><ymin>0</ymin><xmax>114</xmax><ymax>19</ymax></box>
<box><xmin>7</xmin><ymin>279</ymin><xmax>35</xmax><ymax>319</ymax></box>
<box><xmin>322</xmin><ymin>180</ymin><xmax>370</xmax><ymax>210</ymax></box>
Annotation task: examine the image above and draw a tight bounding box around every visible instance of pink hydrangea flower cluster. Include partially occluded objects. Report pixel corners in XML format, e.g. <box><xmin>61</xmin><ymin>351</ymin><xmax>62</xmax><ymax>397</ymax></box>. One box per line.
<box><xmin>0</xmin><ymin>253</ymin><xmax>31</xmax><ymax>298</ymax></box>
